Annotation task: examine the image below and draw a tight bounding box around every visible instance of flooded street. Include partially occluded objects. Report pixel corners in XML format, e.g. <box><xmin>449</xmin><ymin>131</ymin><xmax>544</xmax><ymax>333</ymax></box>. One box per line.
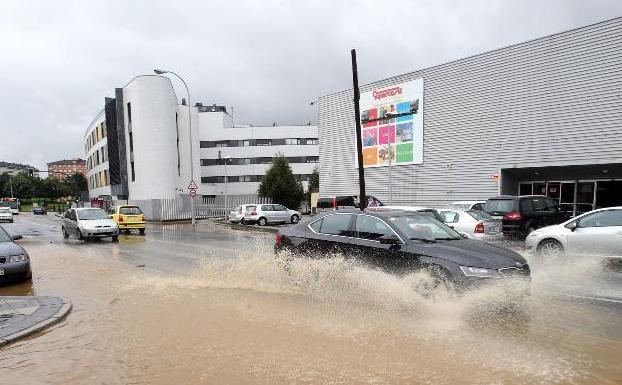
<box><xmin>1</xmin><ymin>214</ymin><xmax>622</xmax><ymax>384</ymax></box>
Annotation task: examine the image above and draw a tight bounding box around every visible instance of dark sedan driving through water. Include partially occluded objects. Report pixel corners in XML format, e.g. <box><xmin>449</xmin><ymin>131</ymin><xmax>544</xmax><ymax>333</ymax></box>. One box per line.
<box><xmin>275</xmin><ymin>211</ymin><xmax>529</xmax><ymax>291</ymax></box>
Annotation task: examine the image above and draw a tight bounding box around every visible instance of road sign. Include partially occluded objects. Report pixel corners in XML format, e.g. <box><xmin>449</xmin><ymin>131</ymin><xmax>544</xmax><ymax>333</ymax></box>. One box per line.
<box><xmin>187</xmin><ymin>180</ymin><xmax>198</xmax><ymax>190</ymax></box>
<box><xmin>189</xmin><ymin>189</ymin><xmax>197</xmax><ymax>198</ymax></box>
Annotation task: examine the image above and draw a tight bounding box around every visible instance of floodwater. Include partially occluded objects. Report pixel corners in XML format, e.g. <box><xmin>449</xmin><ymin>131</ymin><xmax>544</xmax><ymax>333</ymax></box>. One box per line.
<box><xmin>1</xmin><ymin>230</ymin><xmax>622</xmax><ymax>385</ymax></box>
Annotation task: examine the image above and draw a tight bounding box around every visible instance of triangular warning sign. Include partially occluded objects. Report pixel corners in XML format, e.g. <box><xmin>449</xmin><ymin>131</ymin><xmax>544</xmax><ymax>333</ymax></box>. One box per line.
<box><xmin>187</xmin><ymin>180</ymin><xmax>198</xmax><ymax>189</ymax></box>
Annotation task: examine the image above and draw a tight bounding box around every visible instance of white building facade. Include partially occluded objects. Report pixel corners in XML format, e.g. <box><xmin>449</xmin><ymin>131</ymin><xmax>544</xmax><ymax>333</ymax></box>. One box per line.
<box><xmin>198</xmin><ymin>106</ymin><xmax>319</xmax><ymax>197</ymax></box>
<box><xmin>84</xmin><ymin>75</ymin><xmax>318</xmax><ymax>201</ymax></box>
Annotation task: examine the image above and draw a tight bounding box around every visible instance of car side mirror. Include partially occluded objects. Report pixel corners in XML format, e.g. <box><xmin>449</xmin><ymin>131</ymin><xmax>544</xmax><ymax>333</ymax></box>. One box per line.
<box><xmin>566</xmin><ymin>221</ymin><xmax>578</xmax><ymax>232</ymax></box>
<box><xmin>11</xmin><ymin>234</ymin><xmax>22</xmax><ymax>241</ymax></box>
<box><xmin>379</xmin><ymin>234</ymin><xmax>401</xmax><ymax>245</ymax></box>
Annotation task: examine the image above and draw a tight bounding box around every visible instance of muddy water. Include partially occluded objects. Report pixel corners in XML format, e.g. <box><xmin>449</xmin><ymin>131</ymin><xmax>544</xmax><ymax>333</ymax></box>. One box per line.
<box><xmin>1</xmin><ymin>237</ymin><xmax>622</xmax><ymax>384</ymax></box>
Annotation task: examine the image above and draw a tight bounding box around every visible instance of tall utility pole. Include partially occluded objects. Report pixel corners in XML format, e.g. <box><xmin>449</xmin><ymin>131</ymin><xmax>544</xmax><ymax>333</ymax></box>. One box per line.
<box><xmin>154</xmin><ymin>69</ymin><xmax>196</xmax><ymax>225</ymax></box>
<box><xmin>351</xmin><ymin>49</ymin><xmax>367</xmax><ymax>211</ymax></box>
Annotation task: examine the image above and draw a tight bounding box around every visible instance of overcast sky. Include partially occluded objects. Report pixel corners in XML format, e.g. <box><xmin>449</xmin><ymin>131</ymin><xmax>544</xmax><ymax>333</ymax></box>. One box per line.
<box><xmin>1</xmin><ymin>0</ymin><xmax>621</xmax><ymax>171</ymax></box>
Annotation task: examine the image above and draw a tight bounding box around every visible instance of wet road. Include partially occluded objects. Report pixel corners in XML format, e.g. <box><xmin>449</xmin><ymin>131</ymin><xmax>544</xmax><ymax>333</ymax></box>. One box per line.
<box><xmin>0</xmin><ymin>213</ymin><xmax>621</xmax><ymax>384</ymax></box>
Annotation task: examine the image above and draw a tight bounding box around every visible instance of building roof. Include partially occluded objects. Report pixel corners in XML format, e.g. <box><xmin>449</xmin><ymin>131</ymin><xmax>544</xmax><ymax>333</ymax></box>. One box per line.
<box><xmin>0</xmin><ymin>161</ymin><xmax>38</xmax><ymax>170</ymax></box>
<box><xmin>47</xmin><ymin>158</ymin><xmax>86</xmax><ymax>166</ymax></box>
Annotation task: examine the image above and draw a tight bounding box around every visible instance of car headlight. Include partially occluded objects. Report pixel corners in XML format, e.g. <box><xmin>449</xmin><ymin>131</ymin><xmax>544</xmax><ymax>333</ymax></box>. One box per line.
<box><xmin>9</xmin><ymin>254</ymin><xmax>29</xmax><ymax>263</ymax></box>
<box><xmin>460</xmin><ymin>265</ymin><xmax>501</xmax><ymax>278</ymax></box>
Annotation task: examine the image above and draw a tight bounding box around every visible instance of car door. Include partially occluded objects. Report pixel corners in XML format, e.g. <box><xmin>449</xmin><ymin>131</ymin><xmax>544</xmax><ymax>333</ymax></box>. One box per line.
<box><xmin>439</xmin><ymin>210</ymin><xmax>461</xmax><ymax>230</ymax></box>
<box><xmin>260</xmin><ymin>205</ymin><xmax>275</xmax><ymax>224</ymax></box>
<box><xmin>273</xmin><ymin>204</ymin><xmax>289</xmax><ymax>222</ymax></box>
<box><xmin>350</xmin><ymin>214</ymin><xmax>409</xmax><ymax>272</ymax></box>
<box><xmin>305</xmin><ymin>213</ymin><xmax>355</xmax><ymax>256</ymax></box>
<box><xmin>66</xmin><ymin>209</ymin><xmax>77</xmax><ymax>234</ymax></box>
<box><xmin>567</xmin><ymin>209</ymin><xmax>622</xmax><ymax>256</ymax></box>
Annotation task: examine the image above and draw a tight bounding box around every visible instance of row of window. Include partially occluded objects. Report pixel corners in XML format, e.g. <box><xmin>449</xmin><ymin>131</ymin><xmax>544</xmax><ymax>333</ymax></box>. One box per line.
<box><xmin>87</xmin><ymin>145</ymin><xmax>107</xmax><ymax>171</ymax></box>
<box><xmin>85</xmin><ymin>122</ymin><xmax>107</xmax><ymax>152</ymax></box>
<box><xmin>200</xmin><ymin>138</ymin><xmax>319</xmax><ymax>148</ymax></box>
<box><xmin>202</xmin><ymin>174</ymin><xmax>312</xmax><ymax>184</ymax></box>
<box><xmin>89</xmin><ymin>170</ymin><xmax>109</xmax><ymax>189</ymax></box>
<box><xmin>201</xmin><ymin>156</ymin><xmax>319</xmax><ymax>166</ymax></box>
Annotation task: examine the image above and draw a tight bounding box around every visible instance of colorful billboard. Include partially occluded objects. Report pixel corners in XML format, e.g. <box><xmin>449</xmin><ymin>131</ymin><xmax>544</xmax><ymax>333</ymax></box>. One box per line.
<box><xmin>358</xmin><ymin>79</ymin><xmax>423</xmax><ymax>168</ymax></box>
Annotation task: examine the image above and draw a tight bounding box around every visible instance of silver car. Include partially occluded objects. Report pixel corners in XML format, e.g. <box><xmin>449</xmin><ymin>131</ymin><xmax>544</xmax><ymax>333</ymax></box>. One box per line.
<box><xmin>437</xmin><ymin>208</ymin><xmax>503</xmax><ymax>242</ymax></box>
<box><xmin>243</xmin><ymin>204</ymin><xmax>301</xmax><ymax>226</ymax></box>
<box><xmin>62</xmin><ymin>208</ymin><xmax>119</xmax><ymax>241</ymax></box>
<box><xmin>0</xmin><ymin>207</ymin><xmax>13</xmax><ymax>223</ymax></box>
<box><xmin>228</xmin><ymin>204</ymin><xmax>254</xmax><ymax>224</ymax></box>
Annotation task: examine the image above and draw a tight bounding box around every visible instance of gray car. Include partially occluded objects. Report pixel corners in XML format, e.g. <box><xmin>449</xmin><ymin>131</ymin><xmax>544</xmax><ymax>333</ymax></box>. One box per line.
<box><xmin>62</xmin><ymin>208</ymin><xmax>120</xmax><ymax>241</ymax></box>
<box><xmin>0</xmin><ymin>226</ymin><xmax>31</xmax><ymax>284</ymax></box>
<box><xmin>243</xmin><ymin>204</ymin><xmax>301</xmax><ymax>226</ymax></box>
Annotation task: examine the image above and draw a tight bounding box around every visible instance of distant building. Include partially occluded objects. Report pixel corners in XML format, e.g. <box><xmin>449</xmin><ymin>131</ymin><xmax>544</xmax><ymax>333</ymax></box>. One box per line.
<box><xmin>47</xmin><ymin>158</ymin><xmax>86</xmax><ymax>179</ymax></box>
<box><xmin>83</xmin><ymin>75</ymin><xmax>319</xmax><ymax>200</ymax></box>
<box><xmin>0</xmin><ymin>161</ymin><xmax>39</xmax><ymax>177</ymax></box>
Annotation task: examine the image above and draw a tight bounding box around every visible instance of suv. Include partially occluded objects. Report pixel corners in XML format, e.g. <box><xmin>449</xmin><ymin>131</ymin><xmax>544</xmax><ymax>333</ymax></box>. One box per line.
<box><xmin>316</xmin><ymin>195</ymin><xmax>383</xmax><ymax>212</ymax></box>
<box><xmin>484</xmin><ymin>195</ymin><xmax>569</xmax><ymax>239</ymax></box>
<box><xmin>243</xmin><ymin>204</ymin><xmax>301</xmax><ymax>226</ymax></box>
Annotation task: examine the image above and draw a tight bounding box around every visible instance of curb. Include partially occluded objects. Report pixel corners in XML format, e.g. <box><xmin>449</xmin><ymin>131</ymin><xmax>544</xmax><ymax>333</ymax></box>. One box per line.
<box><xmin>208</xmin><ymin>218</ymin><xmax>280</xmax><ymax>233</ymax></box>
<box><xmin>0</xmin><ymin>300</ymin><xmax>72</xmax><ymax>347</ymax></box>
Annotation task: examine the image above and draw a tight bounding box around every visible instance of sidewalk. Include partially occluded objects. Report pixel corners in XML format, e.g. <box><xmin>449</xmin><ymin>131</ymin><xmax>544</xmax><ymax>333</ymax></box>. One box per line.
<box><xmin>0</xmin><ymin>296</ymin><xmax>72</xmax><ymax>346</ymax></box>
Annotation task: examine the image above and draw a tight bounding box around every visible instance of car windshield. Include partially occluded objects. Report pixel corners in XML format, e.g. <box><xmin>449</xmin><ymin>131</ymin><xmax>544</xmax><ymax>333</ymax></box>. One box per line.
<box><xmin>119</xmin><ymin>206</ymin><xmax>142</xmax><ymax>215</ymax></box>
<box><xmin>388</xmin><ymin>215</ymin><xmax>462</xmax><ymax>241</ymax></box>
<box><xmin>0</xmin><ymin>207</ymin><xmax>11</xmax><ymax>213</ymax></box>
<box><xmin>467</xmin><ymin>210</ymin><xmax>493</xmax><ymax>220</ymax></box>
<box><xmin>484</xmin><ymin>199</ymin><xmax>515</xmax><ymax>213</ymax></box>
<box><xmin>77</xmin><ymin>209</ymin><xmax>109</xmax><ymax>220</ymax></box>
<box><xmin>0</xmin><ymin>227</ymin><xmax>10</xmax><ymax>242</ymax></box>
<box><xmin>448</xmin><ymin>203</ymin><xmax>471</xmax><ymax>210</ymax></box>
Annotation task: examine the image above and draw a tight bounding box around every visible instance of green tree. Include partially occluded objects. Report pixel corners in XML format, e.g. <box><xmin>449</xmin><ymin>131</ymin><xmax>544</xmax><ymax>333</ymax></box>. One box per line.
<box><xmin>258</xmin><ymin>153</ymin><xmax>304</xmax><ymax>209</ymax></box>
<box><xmin>308</xmin><ymin>166</ymin><xmax>319</xmax><ymax>193</ymax></box>
<box><xmin>65</xmin><ymin>173</ymin><xmax>88</xmax><ymax>198</ymax></box>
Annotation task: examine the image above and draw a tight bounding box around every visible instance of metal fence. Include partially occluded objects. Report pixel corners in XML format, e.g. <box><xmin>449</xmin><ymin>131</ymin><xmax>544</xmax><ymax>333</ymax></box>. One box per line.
<box><xmin>123</xmin><ymin>194</ymin><xmax>271</xmax><ymax>222</ymax></box>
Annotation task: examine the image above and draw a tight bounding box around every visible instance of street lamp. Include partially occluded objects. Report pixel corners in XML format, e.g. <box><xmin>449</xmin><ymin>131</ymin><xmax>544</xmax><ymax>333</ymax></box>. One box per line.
<box><xmin>154</xmin><ymin>68</ymin><xmax>196</xmax><ymax>225</ymax></box>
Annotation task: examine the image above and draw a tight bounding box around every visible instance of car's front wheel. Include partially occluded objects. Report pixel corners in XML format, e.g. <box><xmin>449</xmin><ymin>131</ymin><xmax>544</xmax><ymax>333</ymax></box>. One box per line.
<box><xmin>538</xmin><ymin>238</ymin><xmax>564</xmax><ymax>259</ymax></box>
<box><xmin>112</xmin><ymin>235</ymin><xmax>119</xmax><ymax>242</ymax></box>
<box><xmin>139</xmin><ymin>228</ymin><xmax>145</xmax><ymax>235</ymax></box>
<box><xmin>62</xmin><ymin>227</ymin><xmax>69</xmax><ymax>239</ymax></box>
<box><xmin>290</xmin><ymin>214</ymin><xmax>300</xmax><ymax>224</ymax></box>
<box><xmin>76</xmin><ymin>229</ymin><xmax>84</xmax><ymax>241</ymax></box>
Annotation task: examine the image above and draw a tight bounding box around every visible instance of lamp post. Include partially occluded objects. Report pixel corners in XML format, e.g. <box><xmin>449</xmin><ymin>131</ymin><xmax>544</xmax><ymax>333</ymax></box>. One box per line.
<box><xmin>154</xmin><ymin>69</ymin><xmax>196</xmax><ymax>225</ymax></box>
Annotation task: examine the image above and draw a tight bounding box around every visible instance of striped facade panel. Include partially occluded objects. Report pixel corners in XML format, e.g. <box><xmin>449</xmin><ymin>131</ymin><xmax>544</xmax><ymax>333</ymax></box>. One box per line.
<box><xmin>318</xmin><ymin>18</ymin><xmax>622</xmax><ymax>206</ymax></box>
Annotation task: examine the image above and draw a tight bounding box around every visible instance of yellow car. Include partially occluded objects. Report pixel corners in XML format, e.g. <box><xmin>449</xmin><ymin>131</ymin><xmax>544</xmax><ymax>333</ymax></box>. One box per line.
<box><xmin>111</xmin><ymin>205</ymin><xmax>146</xmax><ymax>234</ymax></box>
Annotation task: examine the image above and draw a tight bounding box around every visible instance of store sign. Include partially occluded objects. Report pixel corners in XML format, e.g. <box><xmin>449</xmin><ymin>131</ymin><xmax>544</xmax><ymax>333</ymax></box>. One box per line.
<box><xmin>358</xmin><ymin>79</ymin><xmax>424</xmax><ymax>168</ymax></box>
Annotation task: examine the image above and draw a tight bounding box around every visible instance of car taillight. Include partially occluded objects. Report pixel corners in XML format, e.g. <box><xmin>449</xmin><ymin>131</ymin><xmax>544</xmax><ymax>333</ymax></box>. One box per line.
<box><xmin>140</xmin><ymin>214</ymin><xmax>145</xmax><ymax>221</ymax></box>
<box><xmin>474</xmin><ymin>222</ymin><xmax>485</xmax><ymax>233</ymax></box>
<box><xmin>275</xmin><ymin>233</ymin><xmax>283</xmax><ymax>247</ymax></box>
<box><xmin>504</xmin><ymin>212</ymin><xmax>522</xmax><ymax>221</ymax></box>
<box><xmin>332</xmin><ymin>197</ymin><xmax>336</xmax><ymax>209</ymax></box>
<box><xmin>118</xmin><ymin>216</ymin><xmax>123</xmax><ymax>222</ymax></box>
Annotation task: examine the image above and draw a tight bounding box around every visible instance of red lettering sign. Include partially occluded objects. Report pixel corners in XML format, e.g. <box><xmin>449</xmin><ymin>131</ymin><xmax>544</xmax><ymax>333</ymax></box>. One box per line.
<box><xmin>372</xmin><ymin>86</ymin><xmax>403</xmax><ymax>101</ymax></box>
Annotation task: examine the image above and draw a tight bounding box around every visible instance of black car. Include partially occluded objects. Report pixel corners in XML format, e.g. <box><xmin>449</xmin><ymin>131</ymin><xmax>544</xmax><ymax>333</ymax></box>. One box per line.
<box><xmin>275</xmin><ymin>211</ymin><xmax>529</xmax><ymax>290</ymax></box>
<box><xmin>32</xmin><ymin>207</ymin><xmax>47</xmax><ymax>215</ymax></box>
<box><xmin>483</xmin><ymin>195</ymin><xmax>569</xmax><ymax>239</ymax></box>
<box><xmin>0</xmin><ymin>226</ymin><xmax>31</xmax><ymax>284</ymax></box>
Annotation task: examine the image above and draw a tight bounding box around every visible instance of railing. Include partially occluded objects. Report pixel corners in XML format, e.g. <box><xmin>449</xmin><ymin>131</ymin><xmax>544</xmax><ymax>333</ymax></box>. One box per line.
<box><xmin>122</xmin><ymin>194</ymin><xmax>271</xmax><ymax>222</ymax></box>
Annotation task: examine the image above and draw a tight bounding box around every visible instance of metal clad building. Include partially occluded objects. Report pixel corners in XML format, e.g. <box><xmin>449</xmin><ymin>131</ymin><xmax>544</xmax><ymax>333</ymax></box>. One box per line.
<box><xmin>318</xmin><ymin>17</ymin><xmax>622</xmax><ymax>213</ymax></box>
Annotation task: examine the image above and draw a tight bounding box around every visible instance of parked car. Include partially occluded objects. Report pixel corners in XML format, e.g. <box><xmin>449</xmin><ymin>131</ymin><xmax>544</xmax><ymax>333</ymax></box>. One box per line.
<box><xmin>0</xmin><ymin>207</ymin><xmax>13</xmax><ymax>223</ymax></box>
<box><xmin>525</xmin><ymin>206</ymin><xmax>622</xmax><ymax>258</ymax></box>
<box><xmin>317</xmin><ymin>195</ymin><xmax>384</xmax><ymax>212</ymax></box>
<box><xmin>365</xmin><ymin>205</ymin><xmax>445</xmax><ymax>222</ymax></box>
<box><xmin>437</xmin><ymin>209</ymin><xmax>503</xmax><ymax>243</ymax></box>
<box><xmin>448</xmin><ymin>201</ymin><xmax>486</xmax><ymax>211</ymax></box>
<box><xmin>229</xmin><ymin>204</ymin><xmax>254</xmax><ymax>224</ymax></box>
<box><xmin>483</xmin><ymin>195</ymin><xmax>569</xmax><ymax>239</ymax></box>
<box><xmin>32</xmin><ymin>206</ymin><xmax>47</xmax><ymax>215</ymax></box>
<box><xmin>275</xmin><ymin>211</ymin><xmax>530</xmax><ymax>291</ymax></box>
<box><xmin>62</xmin><ymin>208</ymin><xmax>119</xmax><ymax>241</ymax></box>
<box><xmin>0</xmin><ymin>227</ymin><xmax>31</xmax><ymax>283</ymax></box>
<box><xmin>111</xmin><ymin>205</ymin><xmax>146</xmax><ymax>234</ymax></box>
<box><xmin>243</xmin><ymin>204</ymin><xmax>301</xmax><ymax>226</ymax></box>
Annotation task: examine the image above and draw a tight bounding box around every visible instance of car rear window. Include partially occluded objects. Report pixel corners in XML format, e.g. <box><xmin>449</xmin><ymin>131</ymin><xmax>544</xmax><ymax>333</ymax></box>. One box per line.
<box><xmin>336</xmin><ymin>196</ymin><xmax>356</xmax><ymax>207</ymax></box>
<box><xmin>317</xmin><ymin>198</ymin><xmax>334</xmax><ymax>209</ymax></box>
<box><xmin>484</xmin><ymin>199</ymin><xmax>515</xmax><ymax>213</ymax></box>
<box><xmin>119</xmin><ymin>206</ymin><xmax>143</xmax><ymax>215</ymax></box>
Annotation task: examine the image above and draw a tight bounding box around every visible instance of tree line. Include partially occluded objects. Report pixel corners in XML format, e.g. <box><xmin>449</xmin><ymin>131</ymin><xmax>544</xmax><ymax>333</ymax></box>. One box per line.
<box><xmin>0</xmin><ymin>172</ymin><xmax>88</xmax><ymax>200</ymax></box>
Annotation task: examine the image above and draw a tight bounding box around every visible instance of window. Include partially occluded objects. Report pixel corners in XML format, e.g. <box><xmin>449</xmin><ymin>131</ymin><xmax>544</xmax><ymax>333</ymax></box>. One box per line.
<box><xmin>355</xmin><ymin>215</ymin><xmax>394</xmax><ymax>240</ymax></box>
<box><xmin>129</xmin><ymin>132</ymin><xmax>134</xmax><ymax>152</ymax></box>
<box><xmin>131</xmin><ymin>161</ymin><xmax>135</xmax><ymax>181</ymax></box>
<box><xmin>309</xmin><ymin>218</ymin><xmax>322</xmax><ymax>233</ymax></box>
<box><xmin>227</xmin><ymin>176</ymin><xmax>239</xmax><ymax>182</ymax></box>
<box><xmin>256</xmin><ymin>139</ymin><xmax>271</xmax><ymax>146</ymax></box>
<box><xmin>440</xmin><ymin>210</ymin><xmax>459</xmax><ymax>223</ymax></box>
<box><xmin>127</xmin><ymin>102</ymin><xmax>132</xmax><ymax>123</ymax></box>
<box><xmin>306</xmin><ymin>138</ymin><xmax>319</xmax><ymax>145</ymax></box>
<box><xmin>531</xmin><ymin>198</ymin><xmax>547</xmax><ymax>212</ymax></box>
<box><xmin>285</xmin><ymin>138</ymin><xmax>300</xmax><ymax>145</ymax></box>
<box><xmin>273</xmin><ymin>205</ymin><xmax>288</xmax><ymax>211</ymax></box>
<box><xmin>261</xmin><ymin>205</ymin><xmax>273</xmax><ymax>211</ymax></box>
<box><xmin>545</xmin><ymin>198</ymin><xmax>559</xmax><ymax>212</ymax></box>
<box><xmin>305</xmin><ymin>156</ymin><xmax>319</xmax><ymax>163</ymax></box>
<box><xmin>579</xmin><ymin>209</ymin><xmax>622</xmax><ymax>228</ymax></box>
<box><xmin>318</xmin><ymin>214</ymin><xmax>353</xmax><ymax>236</ymax></box>
<box><xmin>176</xmin><ymin>113</ymin><xmax>180</xmax><ymax>176</ymax></box>
<box><xmin>520</xmin><ymin>199</ymin><xmax>534</xmax><ymax>212</ymax></box>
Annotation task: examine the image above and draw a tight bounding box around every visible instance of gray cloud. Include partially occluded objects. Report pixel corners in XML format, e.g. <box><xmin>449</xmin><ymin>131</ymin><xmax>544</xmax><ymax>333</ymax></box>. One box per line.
<box><xmin>1</xmin><ymin>0</ymin><xmax>621</xmax><ymax>170</ymax></box>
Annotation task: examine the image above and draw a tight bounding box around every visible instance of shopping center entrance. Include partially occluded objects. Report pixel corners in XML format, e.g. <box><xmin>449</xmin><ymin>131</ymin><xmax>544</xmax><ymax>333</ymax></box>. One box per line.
<box><xmin>501</xmin><ymin>163</ymin><xmax>622</xmax><ymax>217</ymax></box>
